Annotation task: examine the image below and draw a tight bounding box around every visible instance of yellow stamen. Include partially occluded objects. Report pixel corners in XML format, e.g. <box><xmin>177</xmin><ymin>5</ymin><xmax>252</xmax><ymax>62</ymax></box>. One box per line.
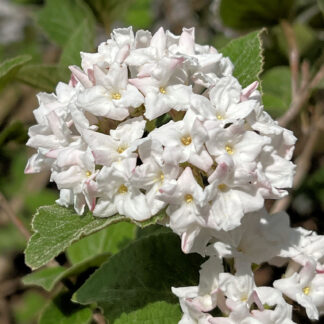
<box><xmin>185</xmin><ymin>194</ymin><xmax>193</xmax><ymax>203</ymax></box>
<box><xmin>181</xmin><ymin>135</ymin><xmax>192</xmax><ymax>146</ymax></box>
<box><xmin>303</xmin><ymin>287</ymin><xmax>310</xmax><ymax>295</ymax></box>
<box><xmin>118</xmin><ymin>184</ymin><xmax>128</xmax><ymax>194</ymax></box>
<box><xmin>159</xmin><ymin>87</ymin><xmax>166</xmax><ymax>94</ymax></box>
<box><xmin>241</xmin><ymin>296</ymin><xmax>248</xmax><ymax>302</ymax></box>
<box><xmin>117</xmin><ymin>146</ymin><xmax>126</xmax><ymax>154</ymax></box>
<box><xmin>111</xmin><ymin>92</ymin><xmax>121</xmax><ymax>100</ymax></box>
<box><xmin>160</xmin><ymin>173</ymin><xmax>164</xmax><ymax>182</ymax></box>
<box><xmin>85</xmin><ymin>170</ymin><xmax>92</xmax><ymax>177</ymax></box>
<box><xmin>218</xmin><ymin>183</ymin><xmax>227</xmax><ymax>192</ymax></box>
<box><xmin>217</xmin><ymin>114</ymin><xmax>223</xmax><ymax>120</ymax></box>
<box><xmin>225</xmin><ymin>144</ymin><xmax>234</xmax><ymax>155</ymax></box>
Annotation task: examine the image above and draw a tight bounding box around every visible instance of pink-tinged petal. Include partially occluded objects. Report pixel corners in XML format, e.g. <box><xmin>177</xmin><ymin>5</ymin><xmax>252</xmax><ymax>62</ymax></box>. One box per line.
<box><xmin>115</xmin><ymin>44</ymin><xmax>130</xmax><ymax>64</ymax></box>
<box><xmin>188</xmin><ymin>150</ymin><xmax>213</xmax><ymax>173</ymax></box>
<box><xmin>69</xmin><ymin>65</ymin><xmax>92</xmax><ymax>88</ymax></box>
<box><xmin>179</xmin><ymin>27</ymin><xmax>195</xmax><ymax>55</ymax></box>
<box><xmin>129</xmin><ymin>77</ymin><xmax>159</xmax><ymax>95</ymax></box>
<box><xmin>150</xmin><ymin>27</ymin><xmax>166</xmax><ymax>56</ymax></box>
<box><xmin>83</xmin><ymin>179</ymin><xmax>97</xmax><ymax>212</ymax></box>
<box><xmin>24</xmin><ymin>153</ymin><xmax>52</xmax><ymax>174</ymax></box>
<box><xmin>241</xmin><ymin>81</ymin><xmax>259</xmax><ymax>101</ymax></box>
<box><xmin>74</xmin><ymin>193</ymin><xmax>86</xmax><ymax>215</ymax></box>
<box><xmin>144</xmin><ymin>91</ymin><xmax>172</xmax><ymax>120</ymax></box>
<box><xmin>93</xmin><ymin>198</ymin><xmax>118</xmax><ymax>217</ymax></box>
<box><xmin>77</xmin><ymin>85</ymin><xmax>129</xmax><ymax>120</ymax></box>
<box><xmin>299</xmin><ymin>260</ymin><xmax>316</xmax><ymax>286</ymax></box>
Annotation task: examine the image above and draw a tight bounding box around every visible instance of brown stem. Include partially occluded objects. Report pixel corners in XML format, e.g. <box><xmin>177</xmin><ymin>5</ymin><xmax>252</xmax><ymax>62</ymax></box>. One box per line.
<box><xmin>281</xmin><ymin>21</ymin><xmax>299</xmax><ymax>98</ymax></box>
<box><xmin>0</xmin><ymin>193</ymin><xmax>30</xmax><ymax>240</ymax></box>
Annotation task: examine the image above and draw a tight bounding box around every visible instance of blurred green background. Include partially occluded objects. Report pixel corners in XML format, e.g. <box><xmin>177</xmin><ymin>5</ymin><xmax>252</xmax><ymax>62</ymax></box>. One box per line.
<box><xmin>0</xmin><ymin>0</ymin><xmax>323</xmax><ymax>323</ymax></box>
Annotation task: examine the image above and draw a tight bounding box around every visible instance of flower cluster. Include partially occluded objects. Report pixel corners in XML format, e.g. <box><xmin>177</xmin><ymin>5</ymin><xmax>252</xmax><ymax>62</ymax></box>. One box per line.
<box><xmin>25</xmin><ymin>27</ymin><xmax>324</xmax><ymax>323</ymax></box>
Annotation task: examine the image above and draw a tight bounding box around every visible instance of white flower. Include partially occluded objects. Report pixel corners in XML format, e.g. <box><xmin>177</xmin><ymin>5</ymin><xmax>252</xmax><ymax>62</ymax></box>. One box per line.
<box><xmin>77</xmin><ymin>63</ymin><xmax>144</xmax><ymax>120</ymax></box>
<box><xmin>82</xmin><ymin>117</ymin><xmax>145</xmax><ymax>166</ymax></box>
<box><xmin>94</xmin><ymin>158</ymin><xmax>151</xmax><ymax>221</ymax></box>
<box><xmin>274</xmin><ymin>260</ymin><xmax>324</xmax><ymax>320</ymax></box>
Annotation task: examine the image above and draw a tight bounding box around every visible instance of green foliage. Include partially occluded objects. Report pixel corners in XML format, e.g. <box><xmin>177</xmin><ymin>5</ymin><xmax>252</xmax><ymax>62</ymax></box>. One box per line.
<box><xmin>0</xmin><ymin>55</ymin><xmax>31</xmax><ymax>91</ymax></box>
<box><xmin>123</xmin><ymin>0</ymin><xmax>153</xmax><ymax>29</ymax></box>
<box><xmin>23</xmin><ymin>253</ymin><xmax>109</xmax><ymax>291</ymax></box>
<box><xmin>13</xmin><ymin>291</ymin><xmax>47</xmax><ymax>324</ymax></box>
<box><xmin>60</xmin><ymin>20</ymin><xmax>94</xmax><ymax>67</ymax></box>
<box><xmin>220</xmin><ymin>30</ymin><xmax>264</xmax><ymax>88</ymax></box>
<box><xmin>25</xmin><ymin>205</ymin><xmax>126</xmax><ymax>269</ymax></box>
<box><xmin>219</xmin><ymin>0</ymin><xmax>294</xmax><ymax>30</ymax></box>
<box><xmin>16</xmin><ymin>64</ymin><xmax>68</xmax><ymax>92</ymax></box>
<box><xmin>37</xmin><ymin>0</ymin><xmax>94</xmax><ymax>47</ymax></box>
<box><xmin>0</xmin><ymin>121</ymin><xmax>28</xmax><ymax>147</ymax></box>
<box><xmin>25</xmin><ymin>204</ymin><xmax>166</xmax><ymax>270</ymax></box>
<box><xmin>318</xmin><ymin>0</ymin><xmax>324</xmax><ymax>15</ymax></box>
<box><xmin>74</xmin><ymin>232</ymin><xmax>202</xmax><ymax>322</ymax></box>
<box><xmin>39</xmin><ymin>291</ymin><xmax>92</xmax><ymax>324</ymax></box>
<box><xmin>262</xmin><ymin>66</ymin><xmax>291</xmax><ymax>118</ymax></box>
<box><xmin>67</xmin><ymin>222</ymin><xmax>135</xmax><ymax>264</ymax></box>
<box><xmin>113</xmin><ymin>301</ymin><xmax>182</xmax><ymax>324</ymax></box>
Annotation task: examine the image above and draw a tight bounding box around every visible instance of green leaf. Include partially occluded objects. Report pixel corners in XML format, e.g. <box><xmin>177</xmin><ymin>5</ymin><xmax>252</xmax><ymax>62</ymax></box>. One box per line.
<box><xmin>74</xmin><ymin>232</ymin><xmax>202</xmax><ymax>323</ymax></box>
<box><xmin>16</xmin><ymin>64</ymin><xmax>68</xmax><ymax>92</ymax></box>
<box><xmin>13</xmin><ymin>291</ymin><xmax>47</xmax><ymax>324</ymax></box>
<box><xmin>67</xmin><ymin>222</ymin><xmax>136</xmax><ymax>264</ymax></box>
<box><xmin>0</xmin><ymin>55</ymin><xmax>31</xmax><ymax>91</ymax></box>
<box><xmin>123</xmin><ymin>0</ymin><xmax>153</xmax><ymax>29</ymax></box>
<box><xmin>37</xmin><ymin>0</ymin><xmax>94</xmax><ymax>47</ymax></box>
<box><xmin>262</xmin><ymin>66</ymin><xmax>291</xmax><ymax>118</ymax></box>
<box><xmin>0</xmin><ymin>121</ymin><xmax>28</xmax><ymax>147</ymax></box>
<box><xmin>23</xmin><ymin>253</ymin><xmax>109</xmax><ymax>291</ymax></box>
<box><xmin>39</xmin><ymin>292</ymin><xmax>92</xmax><ymax>324</ymax></box>
<box><xmin>114</xmin><ymin>301</ymin><xmax>181</xmax><ymax>324</ymax></box>
<box><xmin>318</xmin><ymin>0</ymin><xmax>324</xmax><ymax>15</ymax></box>
<box><xmin>220</xmin><ymin>30</ymin><xmax>264</xmax><ymax>88</ymax></box>
<box><xmin>23</xmin><ymin>266</ymin><xmax>66</xmax><ymax>291</ymax></box>
<box><xmin>25</xmin><ymin>204</ymin><xmax>166</xmax><ymax>270</ymax></box>
<box><xmin>219</xmin><ymin>0</ymin><xmax>294</xmax><ymax>30</ymax></box>
<box><xmin>24</xmin><ymin>204</ymin><xmax>126</xmax><ymax>270</ymax></box>
<box><xmin>60</xmin><ymin>20</ymin><xmax>94</xmax><ymax>67</ymax></box>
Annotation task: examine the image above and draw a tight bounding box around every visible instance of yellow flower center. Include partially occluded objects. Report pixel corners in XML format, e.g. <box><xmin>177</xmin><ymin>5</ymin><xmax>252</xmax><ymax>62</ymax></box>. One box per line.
<box><xmin>118</xmin><ymin>184</ymin><xmax>128</xmax><ymax>194</ymax></box>
<box><xmin>218</xmin><ymin>183</ymin><xmax>227</xmax><ymax>192</ymax></box>
<box><xmin>225</xmin><ymin>144</ymin><xmax>234</xmax><ymax>155</ymax></box>
<box><xmin>111</xmin><ymin>92</ymin><xmax>121</xmax><ymax>100</ymax></box>
<box><xmin>85</xmin><ymin>170</ymin><xmax>92</xmax><ymax>177</ymax></box>
<box><xmin>217</xmin><ymin>114</ymin><xmax>223</xmax><ymax>120</ymax></box>
<box><xmin>303</xmin><ymin>286</ymin><xmax>310</xmax><ymax>295</ymax></box>
<box><xmin>160</xmin><ymin>173</ymin><xmax>164</xmax><ymax>182</ymax></box>
<box><xmin>159</xmin><ymin>87</ymin><xmax>167</xmax><ymax>94</ymax></box>
<box><xmin>184</xmin><ymin>194</ymin><xmax>193</xmax><ymax>203</ymax></box>
<box><xmin>117</xmin><ymin>146</ymin><xmax>127</xmax><ymax>154</ymax></box>
<box><xmin>181</xmin><ymin>135</ymin><xmax>192</xmax><ymax>146</ymax></box>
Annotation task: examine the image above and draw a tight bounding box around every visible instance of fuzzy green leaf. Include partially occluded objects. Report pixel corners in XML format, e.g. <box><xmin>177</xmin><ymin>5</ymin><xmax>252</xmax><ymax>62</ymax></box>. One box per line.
<box><xmin>37</xmin><ymin>0</ymin><xmax>94</xmax><ymax>47</ymax></box>
<box><xmin>0</xmin><ymin>55</ymin><xmax>31</xmax><ymax>90</ymax></box>
<box><xmin>24</xmin><ymin>204</ymin><xmax>126</xmax><ymax>270</ymax></box>
<box><xmin>67</xmin><ymin>222</ymin><xmax>135</xmax><ymax>264</ymax></box>
<box><xmin>74</xmin><ymin>232</ymin><xmax>202</xmax><ymax>323</ymax></box>
<box><xmin>16</xmin><ymin>64</ymin><xmax>68</xmax><ymax>92</ymax></box>
<box><xmin>60</xmin><ymin>20</ymin><xmax>94</xmax><ymax>67</ymax></box>
<box><xmin>219</xmin><ymin>0</ymin><xmax>294</xmax><ymax>30</ymax></box>
<box><xmin>113</xmin><ymin>301</ymin><xmax>181</xmax><ymax>324</ymax></box>
<box><xmin>220</xmin><ymin>30</ymin><xmax>264</xmax><ymax>88</ymax></box>
<box><xmin>25</xmin><ymin>204</ymin><xmax>166</xmax><ymax>270</ymax></box>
